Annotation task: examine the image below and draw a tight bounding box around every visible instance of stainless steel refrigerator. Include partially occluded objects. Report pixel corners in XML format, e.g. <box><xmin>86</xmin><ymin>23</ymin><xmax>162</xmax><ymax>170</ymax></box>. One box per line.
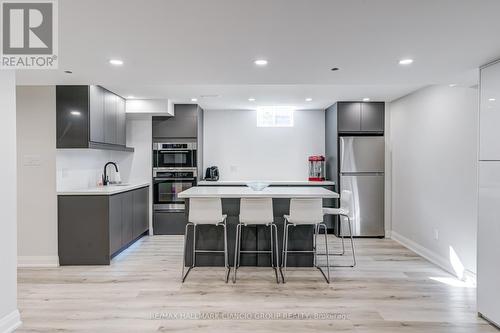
<box><xmin>339</xmin><ymin>136</ymin><xmax>385</xmax><ymax>237</ymax></box>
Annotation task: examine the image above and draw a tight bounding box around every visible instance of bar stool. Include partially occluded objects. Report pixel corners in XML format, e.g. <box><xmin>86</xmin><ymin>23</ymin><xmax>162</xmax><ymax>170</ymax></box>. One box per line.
<box><xmin>321</xmin><ymin>190</ymin><xmax>356</xmax><ymax>267</ymax></box>
<box><xmin>181</xmin><ymin>198</ymin><xmax>230</xmax><ymax>283</ymax></box>
<box><xmin>233</xmin><ymin>198</ymin><xmax>279</xmax><ymax>283</ymax></box>
<box><xmin>281</xmin><ymin>198</ymin><xmax>330</xmax><ymax>283</ymax></box>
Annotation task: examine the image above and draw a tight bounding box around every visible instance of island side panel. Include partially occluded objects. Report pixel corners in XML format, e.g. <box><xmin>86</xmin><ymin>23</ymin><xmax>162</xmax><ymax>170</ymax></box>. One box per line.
<box><xmin>58</xmin><ymin>195</ymin><xmax>110</xmax><ymax>265</ymax></box>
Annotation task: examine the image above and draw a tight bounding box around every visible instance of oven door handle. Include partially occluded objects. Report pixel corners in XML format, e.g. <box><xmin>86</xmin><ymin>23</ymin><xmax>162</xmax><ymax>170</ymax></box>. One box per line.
<box><xmin>158</xmin><ymin>150</ymin><xmax>190</xmax><ymax>153</ymax></box>
<box><xmin>153</xmin><ymin>178</ymin><xmax>196</xmax><ymax>181</ymax></box>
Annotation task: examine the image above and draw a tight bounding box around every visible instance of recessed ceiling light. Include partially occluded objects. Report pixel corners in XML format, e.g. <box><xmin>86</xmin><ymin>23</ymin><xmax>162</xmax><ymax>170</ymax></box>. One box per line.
<box><xmin>254</xmin><ymin>59</ymin><xmax>268</xmax><ymax>66</ymax></box>
<box><xmin>305</xmin><ymin>98</ymin><xmax>313</xmax><ymax>102</ymax></box>
<box><xmin>64</xmin><ymin>70</ymin><xmax>72</xmax><ymax>74</ymax></box>
<box><xmin>449</xmin><ymin>84</ymin><xmax>457</xmax><ymax>87</ymax></box>
<box><xmin>362</xmin><ymin>97</ymin><xmax>370</xmax><ymax>102</ymax></box>
<box><xmin>191</xmin><ymin>98</ymin><xmax>198</xmax><ymax>102</ymax></box>
<box><xmin>126</xmin><ymin>95</ymin><xmax>135</xmax><ymax>99</ymax></box>
<box><xmin>248</xmin><ymin>97</ymin><xmax>256</xmax><ymax>102</ymax></box>
<box><xmin>489</xmin><ymin>98</ymin><xmax>496</xmax><ymax>102</ymax></box>
<box><xmin>109</xmin><ymin>59</ymin><xmax>124</xmax><ymax>66</ymax></box>
<box><xmin>399</xmin><ymin>58</ymin><xmax>414</xmax><ymax>65</ymax></box>
<box><xmin>331</xmin><ymin>67</ymin><xmax>339</xmax><ymax>71</ymax></box>
<box><xmin>70</xmin><ymin>111</ymin><xmax>81</xmax><ymax>116</ymax></box>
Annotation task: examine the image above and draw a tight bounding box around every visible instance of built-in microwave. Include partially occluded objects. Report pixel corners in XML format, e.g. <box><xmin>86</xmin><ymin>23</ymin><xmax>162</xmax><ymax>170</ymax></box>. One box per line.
<box><xmin>153</xmin><ymin>168</ymin><xmax>197</xmax><ymax>211</ymax></box>
<box><xmin>153</xmin><ymin>142</ymin><xmax>197</xmax><ymax>168</ymax></box>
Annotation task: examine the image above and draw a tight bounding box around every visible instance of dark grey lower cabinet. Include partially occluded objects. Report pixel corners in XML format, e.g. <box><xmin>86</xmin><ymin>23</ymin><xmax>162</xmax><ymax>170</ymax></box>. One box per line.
<box><xmin>58</xmin><ymin>186</ymin><xmax>149</xmax><ymax>265</ymax></box>
<box><xmin>121</xmin><ymin>191</ymin><xmax>134</xmax><ymax>247</ymax></box>
<box><xmin>109</xmin><ymin>194</ymin><xmax>123</xmax><ymax>255</ymax></box>
<box><xmin>153</xmin><ymin>211</ymin><xmax>187</xmax><ymax>235</ymax></box>
<box><xmin>133</xmin><ymin>187</ymin><xmax>149</xmax><ymax>237</ymax></box>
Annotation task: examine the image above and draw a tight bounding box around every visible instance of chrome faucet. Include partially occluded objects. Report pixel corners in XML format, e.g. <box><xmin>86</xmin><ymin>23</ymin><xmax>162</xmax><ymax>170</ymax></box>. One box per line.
<box><xmin>103</xmin><ymin>162</ymin><xmax>119</xmax><ymax>186</ymax></box>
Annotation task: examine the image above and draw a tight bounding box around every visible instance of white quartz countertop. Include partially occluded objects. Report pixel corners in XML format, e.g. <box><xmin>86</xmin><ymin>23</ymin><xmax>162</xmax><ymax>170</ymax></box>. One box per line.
<box><xmin>178</xmin><ymin>186</ymin><xmax>339</xmax><ymax>199</ymax></box>
<box><xmin>197</xmin><ymin>180</ymin><xmax>336</xmax><ymax>186</ymax></box>
<box><xmin>57</xmin><ymin>182</ymin><xmax>150</xmax><ymax>196</ymax></box>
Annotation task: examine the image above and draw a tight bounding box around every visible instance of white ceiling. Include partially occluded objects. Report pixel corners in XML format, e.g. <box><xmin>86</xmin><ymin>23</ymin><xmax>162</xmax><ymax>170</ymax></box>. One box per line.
<box><xmin>16</xmin><ymin>0</ymin><xmax>500</xmax><ymax>109</ymax></box>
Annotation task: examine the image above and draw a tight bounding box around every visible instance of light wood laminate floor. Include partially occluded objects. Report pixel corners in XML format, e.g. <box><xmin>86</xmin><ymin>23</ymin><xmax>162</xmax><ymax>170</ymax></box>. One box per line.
<box><xmin>17</xmin><ymin>236</ymin><xmax>497</xmax><ymax>332</ymax></box>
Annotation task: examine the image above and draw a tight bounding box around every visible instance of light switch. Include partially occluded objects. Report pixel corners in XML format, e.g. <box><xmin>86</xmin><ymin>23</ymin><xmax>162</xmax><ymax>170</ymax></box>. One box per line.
<box><xmin>23</xmin><ymin>154</ymin><xmax>41</xmax><ymax>166</ymax></box>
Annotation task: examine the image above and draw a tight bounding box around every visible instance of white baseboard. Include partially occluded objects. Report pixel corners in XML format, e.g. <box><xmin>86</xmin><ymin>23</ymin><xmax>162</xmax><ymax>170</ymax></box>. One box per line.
<box><xmin>390</xmin><ymin>231</ymin><xmax>459</xmax><ymax>278</ymax></box>
<box><xmin>0</xmin><ymin>310</ymin><xmax>21</xmax><ymax>333</ymax></box>
<box><xmin>17</xmin><ymin>256</ymin><xmax>59</xmax><ymax>268</ymax></box>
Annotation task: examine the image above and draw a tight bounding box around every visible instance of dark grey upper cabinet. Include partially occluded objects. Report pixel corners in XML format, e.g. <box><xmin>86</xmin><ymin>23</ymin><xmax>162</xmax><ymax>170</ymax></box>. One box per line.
<box><xmin>89</xmin><ymin>85</ymin><xmax>105</xmax><ymax>143</ymax></box>
<box><xmin>337</xmin><ymin>102</ymin><xmax>384</xmax><ymax>134</ymax></box>
<box><xmin>116</xmin><ymin>97</ymin><xmax>126</xmax><ymax>146</ymax></box>
<box><xmin>153</xmin><ymin>104</ymin><xmax>198</xmax><ymax>138</ymax></box>
<box><xmin>361</xmin><ymin>102</ymin><xmax>385</xmax><ymax>133</ymax></box>
<box><xmin>56</xmin><ymin>86</ymin><xmax>90</xmax><ymax>148</ymax></box>
<box><xmin>56</xmin><ymin>85</ymin><xmax>132</xmax><ymax>151</ymax></box>
<box><xmin>104</xmin><ymin>90</ymin><xmax>117</xmax><ymax>145</ymax></box>
<box><xmin>337</xmin><ymin>102</ymin><xmax>361</xmax><ymax>133</ymax></box>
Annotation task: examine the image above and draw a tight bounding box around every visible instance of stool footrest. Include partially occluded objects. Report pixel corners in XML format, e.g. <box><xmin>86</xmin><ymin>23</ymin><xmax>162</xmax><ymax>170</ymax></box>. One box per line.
<box><xmin>194</xmin><ymin>250</ymin><xmax>225</xmax><ymax>253</ymax></box>
<box><xmin>283</xmin><ymin>250</ymin><xmax>315</xmax><ymax>253</ymax></box>
<box><xmin>239</xmin><ymin>250</ymin><xmax>273</xmax><ymax>254</ymax></box>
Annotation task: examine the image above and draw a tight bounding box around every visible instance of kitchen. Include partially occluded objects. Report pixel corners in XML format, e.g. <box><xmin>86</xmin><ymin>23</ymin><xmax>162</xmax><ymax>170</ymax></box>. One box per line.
<box><xmin>2</xmin><ymin>1</ymin><xmax>500</xmax><ymax>332</ymax></box>
<box><xmin>55</xmin><ymin>98</ymin><xmax>373</xmax><ymax>270</ymax></box>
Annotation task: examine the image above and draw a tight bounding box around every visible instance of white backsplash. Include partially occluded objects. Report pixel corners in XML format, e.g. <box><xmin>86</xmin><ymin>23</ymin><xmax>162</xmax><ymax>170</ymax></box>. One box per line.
<box><xmin>56</xmin><ymin>149</ymin><xmax>133</xmax><ymax>190</ymax></box>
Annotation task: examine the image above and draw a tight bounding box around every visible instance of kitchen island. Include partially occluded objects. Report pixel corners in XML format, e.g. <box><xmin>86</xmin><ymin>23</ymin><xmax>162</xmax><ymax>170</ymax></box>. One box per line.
<box><xmin>179</xmin><ymin>186</ymin><xmax>338</xmax><ymax>267</ymax></box>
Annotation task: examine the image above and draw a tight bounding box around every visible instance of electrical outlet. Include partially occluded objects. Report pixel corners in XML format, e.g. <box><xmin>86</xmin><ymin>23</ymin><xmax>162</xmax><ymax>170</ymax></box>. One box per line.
<box><xmin>434</xmin><ymin>229</ymin><xmax>439</xmax><ymax>241</ymax></box>
<box><xmin>230</xmin><ymin>165</ymin><xmax>238</xmax><ymax>173</ymax></box>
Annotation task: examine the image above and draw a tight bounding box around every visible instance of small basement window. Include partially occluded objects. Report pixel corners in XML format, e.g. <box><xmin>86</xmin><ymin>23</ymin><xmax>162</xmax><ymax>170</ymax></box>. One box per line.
<box><xmin>256</xmin><ymin>106</ymin><xmax>294</xmax><ymax>127</ymax></box>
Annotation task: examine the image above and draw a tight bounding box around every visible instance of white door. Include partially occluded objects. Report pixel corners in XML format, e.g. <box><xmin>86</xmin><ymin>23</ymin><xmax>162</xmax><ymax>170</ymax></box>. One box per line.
<box><xmin>480</xmin><ymin>61</ymin><xmax>500</xmax><ymax>160</ymax></box>
<box><xmin>478</xmin><ymin>161</ymin><xmax>500</xmax><ymax>326</ymax></box>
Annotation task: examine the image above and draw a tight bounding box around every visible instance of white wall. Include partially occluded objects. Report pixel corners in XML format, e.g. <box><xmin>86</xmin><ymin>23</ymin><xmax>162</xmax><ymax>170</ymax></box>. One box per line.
<box><xmin>203</xmin><ymin>109</ymin><xmax>325</xmax><ymax>180</ymax></box>
<box><xmin>0</xmin><ymin>72</ymin><xmax>22</xmax><ymax>332</ymax></box>
<box><xmin>56</xmin><ymin>149</ymin><xmax>130</xmax><ymax>190</ymax></box>
<box><xmin>16</xmin><ymin>86</ymin><xmax>58</xmax><ymax>267</ymax></box>
<box><xmin>122</xmin><ymin>115</ymin><xmax>154</xmax><ymax>233</ymax></box>
<box><xmin>56</xmin><ymin>118</ymin><xmax>151</xmax><ymax>187</ymax></box>
<box><xmin>389</xmin><ymin>85</ymin><xmax>478</xmax><ymax>278</ymax></box>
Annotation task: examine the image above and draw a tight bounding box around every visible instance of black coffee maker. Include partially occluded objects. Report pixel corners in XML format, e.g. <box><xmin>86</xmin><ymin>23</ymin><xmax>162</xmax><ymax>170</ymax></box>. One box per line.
<box><xmin>204</xmin><ymin>166</ymin><xmax>220</xmax><ymax>181</ymax></box>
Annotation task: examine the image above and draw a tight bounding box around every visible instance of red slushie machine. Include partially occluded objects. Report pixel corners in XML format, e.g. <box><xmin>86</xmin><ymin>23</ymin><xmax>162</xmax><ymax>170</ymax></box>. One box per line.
<box><xmin>308</xmin><ymin>155</ymin><xmax>326</xmax><ymax>181</ymax></box>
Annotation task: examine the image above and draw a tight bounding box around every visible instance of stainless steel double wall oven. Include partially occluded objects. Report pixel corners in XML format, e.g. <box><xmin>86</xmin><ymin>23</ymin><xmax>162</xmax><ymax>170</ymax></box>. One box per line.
<box><xmin>153</xmin><ymin>142</ymin><xmax>197</xmax><ymax>211</ymax></box>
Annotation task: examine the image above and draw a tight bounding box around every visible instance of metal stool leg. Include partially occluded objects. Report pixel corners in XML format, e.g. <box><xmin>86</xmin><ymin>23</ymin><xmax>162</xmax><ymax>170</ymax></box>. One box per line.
<box><xmin>326</xmin><ymin>215</ymin><xmax>356</xmax><ymax>267</ymax></box>
<box><xmin>272</xmin><ymin>224</ymin><xmax>280</xmax><ymax>280</ymax></box>
<box><xmin>182</xmin><ymin>223</ymin><xmax>196</xmax><ymax>283</ymax></box>
<box><xmin>346</xmin><ymin>216</ymin><xmax>356</xmax><ymax>267</ymax></box>
<box><xmin>314</xmin><ymin>223</ymin><xmax>331</xmax><ymax>284</ymax></box>
<box><xmin>281</xmin><ymin>219</ymin><xmax>287</xmax><ymax>268</ymax></box>
<box><xmin>282</xmin><ymin>223</ymin><xmax>290</xmax><ymax>283</ymax></box>
<box><xmin>233</xmin><ymin>223</ymin><xmax>241</xmax><ymax>283</ymax></box>
<box><xmin>339</xmin><ymin>218</ymin><xmax>346</xmax><ymax>255</ymax></box>
<box><xmin>322</xmin><ymin>223</ymin><xmax>331</xmax><ymax>283</ymax></box>
<box><xmin>222</xmin><ymin>221</ymin><xmax>230</xmax><ymax>283</ymax></box>
<box><xmin>314</xmin><ymin>224</ymin><xmax>319</xmax><ymax>267</ymax></box>
<box><xmin>282</xmin><ymin>223</ymin><xmax>330</xmax><ymax>284</ymax></box>
<box><xmin>181</xmin><ymin>223</ymin><xmax>193</xmax><ymax>282</ymax></box>
<box><xmin>270</xmin><ymin>223</ymin><xmax>279</xmax><ymax>283</ymax></box>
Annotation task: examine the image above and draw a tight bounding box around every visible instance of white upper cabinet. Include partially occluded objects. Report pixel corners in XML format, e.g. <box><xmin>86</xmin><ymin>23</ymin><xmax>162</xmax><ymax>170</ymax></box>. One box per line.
<box><xmin>480</xmin><ymin>61</ymin><xmax>500</xmax><ymax>160</ymax></box>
